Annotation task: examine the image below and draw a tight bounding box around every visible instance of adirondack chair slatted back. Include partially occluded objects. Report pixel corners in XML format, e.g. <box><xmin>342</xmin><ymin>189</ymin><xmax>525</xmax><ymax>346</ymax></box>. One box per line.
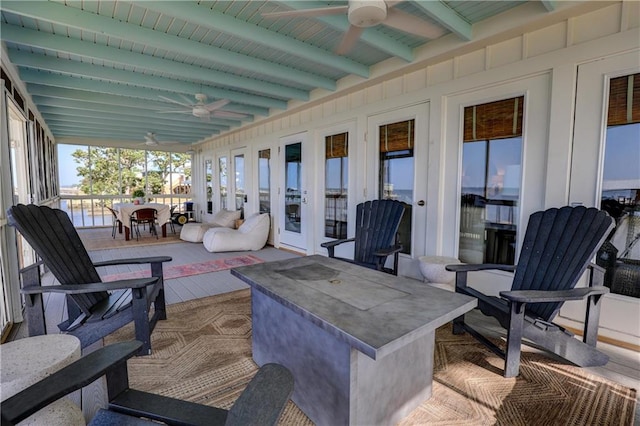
<box><xmin>353</xmin><ymin>200</ymin><xmax>405</xmax><ymax>266</ymax></box>
<box><xmin>512</xmin><ymin>206</ymin><xmax>614</xmax><ymax>320</ymax></box>
<box><xmin>7</xmin><ymin>204</ymin><xmax>107</xmax><ymax>310</ymax></box>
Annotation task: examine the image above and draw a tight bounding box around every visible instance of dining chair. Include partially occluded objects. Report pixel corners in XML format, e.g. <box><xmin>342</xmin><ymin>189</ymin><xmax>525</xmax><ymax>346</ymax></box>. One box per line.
<box><xmin>130</xmin><ymin>208</ymin><xmax>158</xmax><ymax>241</ymax></box>
<box><xmin>105</xmin><ymin>206</ymin><xmax>121</xmax><ymax>239</ymax></box>
<box><xmin>167</xmin><ymin>204</ymin><xmax>177</xmax><ymax>234</ymax></box>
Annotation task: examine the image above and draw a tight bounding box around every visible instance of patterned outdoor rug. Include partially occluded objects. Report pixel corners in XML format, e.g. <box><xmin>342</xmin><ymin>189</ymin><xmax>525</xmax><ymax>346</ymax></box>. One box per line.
<box><xmin>102</xmin><ymin>255</ymin><xmax>264</xmax><ymax>281</ymax></box>
<box><xmin>105</xmin><ymin>290</ymin><xmax>637</xmax><ymax>426</ymax></box>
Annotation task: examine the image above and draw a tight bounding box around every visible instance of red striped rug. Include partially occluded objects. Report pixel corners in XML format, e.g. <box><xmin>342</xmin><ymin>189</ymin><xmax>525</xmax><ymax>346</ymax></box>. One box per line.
<box><xmin>102</xmin><ymin>254</ymin><xmax>264</xmax><ymax>281</ymax></box>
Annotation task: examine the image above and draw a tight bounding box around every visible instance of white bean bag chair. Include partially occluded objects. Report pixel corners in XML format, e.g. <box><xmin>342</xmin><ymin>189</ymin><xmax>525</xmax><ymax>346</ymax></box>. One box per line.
<box><xmin>203</xmin><ymin>213</ymin><xmax>270</xmax><ymax>252</ymax></box>
<box><xmin>180</xmin><ymin>209</ymin><xmax>241</xmax><ymax>242</ymax></box>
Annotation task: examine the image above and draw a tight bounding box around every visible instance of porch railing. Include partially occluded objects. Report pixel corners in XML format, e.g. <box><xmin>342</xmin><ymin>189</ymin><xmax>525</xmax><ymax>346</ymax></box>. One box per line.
<box><xmin>59</xmin><ymin>195</ymin><xmax>193</xmax><ymax>228</ymax></box>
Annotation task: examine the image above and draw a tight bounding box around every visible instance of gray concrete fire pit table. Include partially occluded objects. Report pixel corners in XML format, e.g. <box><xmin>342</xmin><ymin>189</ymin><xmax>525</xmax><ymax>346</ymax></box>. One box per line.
<box><xmin>231</xmin><ymin>255</ymin><xmax>476</xmax><ymax>426</ymax></box>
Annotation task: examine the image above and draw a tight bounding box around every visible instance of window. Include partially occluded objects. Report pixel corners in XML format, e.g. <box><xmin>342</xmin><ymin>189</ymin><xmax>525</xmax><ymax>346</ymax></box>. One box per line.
<box><xmin>325</xmin><ymin>133</ymin><xmax>348</xmax><ymax>239</ymax></box>
<box><xmin>599</xmin><ymin>73</ymin><xmax>640</xmax><ymax>298</ymax></box>
<box><xmin>218</xmin><ymin>156</ymin><xmax>228</xmax><ymax>210</ymax></box>
<box><xmin>459</xmin><ymin>97</ymin><xmax>524</xmax><ymax>265</ymax></box>
<box><xmin>379</xmin><ymin>120</ymin><xmax>414</xmax><ymax>254</ymax></box>
<box><xmin>258</xmin><ymin>149</ymin><xmax>271</xmax><ymax>213</ymax></box>
<box><xmin>285</xmin><ymin>143</ymin><xmax>302</xmax><ymax>233</ymax></box>
<box><xmin>234</xmin><ymin>153</ymin><xmax>245</xmax><ymax>212</ymax></box>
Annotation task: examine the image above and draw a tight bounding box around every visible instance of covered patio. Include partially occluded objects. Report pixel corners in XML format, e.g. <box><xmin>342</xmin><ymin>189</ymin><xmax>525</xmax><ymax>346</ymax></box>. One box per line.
<box><xmin>1</xmin><ymin>1</ymin><xmax>639</xmax><ymax>424</ymax></box>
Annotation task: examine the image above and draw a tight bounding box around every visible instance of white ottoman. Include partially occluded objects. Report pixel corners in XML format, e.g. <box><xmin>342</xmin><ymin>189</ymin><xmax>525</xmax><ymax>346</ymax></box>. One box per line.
<box><xmin>180</xmin><ymin>223</ymin><xmax>215</xmax><ymax>243</ymax></box>
<box><xmin>418</xmin><ymin>256</ymin><xmax>462</xmax><ymax>291</ymax></box>
<box><xmin>1</xmin><ymin>335</ymin><xmax>85</xmax><ymax>425</ymax></box>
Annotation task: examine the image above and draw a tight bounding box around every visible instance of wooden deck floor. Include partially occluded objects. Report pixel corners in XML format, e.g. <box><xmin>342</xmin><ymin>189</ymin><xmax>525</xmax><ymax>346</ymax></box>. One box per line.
<box><xmin>11</xmin><ymin>237</ymin><xmax>639</xmax><ymax>423</ymax></box>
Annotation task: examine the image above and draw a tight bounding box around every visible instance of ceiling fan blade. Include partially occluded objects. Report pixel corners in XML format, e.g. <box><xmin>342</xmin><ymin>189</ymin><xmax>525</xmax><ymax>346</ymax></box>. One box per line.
<box><xmin>384</xmin><ymin>9</ymin><xmax>446</xmax><ymax>39</ymax></box>
<box><xmin>211</xmin><ymin>110</ymin><xmax>248</xmax><ymax>119</ymax></box>
<box><xmin>158</xmin><ymin>95</ymin><xmax>192</xmax><ymax>108</ymax></box>
<box><xmin>262</xmin><ymin>6</ymin><xmax>347</xmax><ymax>19</ymax></box>
<box><xmin>157</xmin><ymin>110</ymin><xmax>192</xmax><ymax>114</ymax></box>
<box><xmin>204</xmin><ymin>99</ymin><xmax>230</xmax><ymax>112</ymax></box>
<box><xmin>179</xmin><ymin>93</ymin><xmax>197</xmax><ymax>105</ymax></box>
<box><xmin>336</xmin><ymin>25</ymin><xmax>364</xmax><ymax>55</ymax></box>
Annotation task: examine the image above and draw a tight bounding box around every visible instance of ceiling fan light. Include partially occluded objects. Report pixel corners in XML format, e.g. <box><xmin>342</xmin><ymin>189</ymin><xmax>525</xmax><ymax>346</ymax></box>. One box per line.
<box><xmin>192</xmin><ymin>106</ymin><xmax>209</xmax><ymax>118</ymax></box>
<box><xmin>348</xmin><ymin>0</ymin><xmax>387</xmax><ymax>27</ymax></box>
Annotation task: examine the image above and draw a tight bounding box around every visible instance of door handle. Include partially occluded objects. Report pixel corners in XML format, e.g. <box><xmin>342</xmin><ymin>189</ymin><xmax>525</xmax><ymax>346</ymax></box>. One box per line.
<box><xmin>417</xmin><ymin>200</ymin><xmax>425</xmax><ymax>206</ymax></box>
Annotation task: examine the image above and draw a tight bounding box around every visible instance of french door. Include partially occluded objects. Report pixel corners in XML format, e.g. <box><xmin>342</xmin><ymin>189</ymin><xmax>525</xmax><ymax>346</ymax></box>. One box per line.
<box><xmin>567</xmin><ymin>50</ymin><xmax>640</xmax><ymax>344</ymax></box>
<box><xmin>367</xmin><ymin>104</ymin><xmax>429</xmax><ymax>275</ymax></box>
<box><xmin>278</xmin><ymin>132</ymin><xmax>309</xmax><ymax>251</ymax></box>
<box><xmin>231</xmin><ymin>147</ymin><xmax>248</xmax><ymax>217</ymax></box>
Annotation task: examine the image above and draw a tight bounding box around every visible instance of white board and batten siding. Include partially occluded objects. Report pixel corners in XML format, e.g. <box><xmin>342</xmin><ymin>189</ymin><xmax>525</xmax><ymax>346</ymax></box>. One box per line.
<box><xmin>197</xmin><ymin>2</ymin><xmax>640</xmax><ymax>346</ymax></box>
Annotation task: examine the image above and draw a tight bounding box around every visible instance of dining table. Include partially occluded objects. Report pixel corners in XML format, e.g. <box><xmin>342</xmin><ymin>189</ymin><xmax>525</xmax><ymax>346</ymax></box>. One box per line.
<box><xmin>113</xmin><ymin>202</ymin><xmax>171</xmax><ymax>241</ymax></box>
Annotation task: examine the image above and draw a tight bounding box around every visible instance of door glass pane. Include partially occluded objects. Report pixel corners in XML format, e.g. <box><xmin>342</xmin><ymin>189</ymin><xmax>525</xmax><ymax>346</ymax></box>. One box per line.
<box><xmin>325</xmin><ymin>133</ymin><xmax>348</xmax><ymax>239</ymax></box>
<box><xmin>460</xmin><ymin>138</ymin><xmax>522</xmax><ymax>264</ymax></box>
<box><xmin>218</xmin><ymin>157</ymin><xmax>227</xmax><ymax>210</ymax></box>
<box><xmin>205</xmin><ymin>159</ymin><xmax>213</xmax><ymax>213</ymax></box>
<box><xmin>598</xmin><ymin>73</ymin><xmax>640</xmax><ymax>299</ymax></box>
<box><xmin>379</xmin><ymin>120</ymin><xmax>414</xmax><ymax>255</ymax></box>
<box><xmin>234</xmin><ymin>154</ymin><xmax>245</xmax><ymax>214</ymax></box>
<box><xmin>258</xmin><ymin>149</ymin><xmax>271</xmax><ymax>213</ymax></box>
<box><xmin>285</xmin><ymin>143</ymin><xmax>301</xmax><ymax>233</ymax></box>
<box><xmin>459</xmin><ymin>97</ymin><xmax>524</xmax><ymax>265</ymax></box>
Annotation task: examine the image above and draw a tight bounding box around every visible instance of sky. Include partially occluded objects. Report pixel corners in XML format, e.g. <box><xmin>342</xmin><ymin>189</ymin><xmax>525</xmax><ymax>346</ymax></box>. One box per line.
<box><xmin>57</xmin><ymin>144</ymin><xmax>85</xmax><ymax>187</ymax></box>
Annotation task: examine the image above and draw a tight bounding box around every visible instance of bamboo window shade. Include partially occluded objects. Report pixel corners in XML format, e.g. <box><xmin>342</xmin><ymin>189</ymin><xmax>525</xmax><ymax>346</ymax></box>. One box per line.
<box><xmin>325</xmin><ymin>132</ymin><xmax>348</xmax><ymax>159</ymax></box>
<box><xmin>379</xmin><ymin>119</ymin><xmax>415</xmax><ymax>153</ymax></box>
<box><xmin>608</xmin><ymin>74</ymin><xmax>640</xmax><ymax>126</ymax></box>
<box><xmin>258</xmin><ymin>149</ymin><xmax>270</xmax><ymax>159</ymax></box>
<box><xmin>463</xmin><ymin>96</ymin><xmax>524</xmax><ymax>142</ymax></box>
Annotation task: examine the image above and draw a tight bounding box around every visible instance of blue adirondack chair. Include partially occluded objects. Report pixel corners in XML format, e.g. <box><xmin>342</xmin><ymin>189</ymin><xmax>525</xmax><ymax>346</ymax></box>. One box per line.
<box><xmin>447</xmin><ymin>206</ymin><xmax>614</xmax><ymax>377</ymax></box>
<box><xmin>7</xmin><ymin>204</ymin><xmax>171</xmax><ymax>355</ymax></box>
<box><xmin>1</xmin><ymin>340</ymin><xmax>294</xmax><ymax>426</ymax></box>
<box><xmin>321</xmin><ymin>199</ymin><xmax>406</xmax><ymax>275</ymax></box>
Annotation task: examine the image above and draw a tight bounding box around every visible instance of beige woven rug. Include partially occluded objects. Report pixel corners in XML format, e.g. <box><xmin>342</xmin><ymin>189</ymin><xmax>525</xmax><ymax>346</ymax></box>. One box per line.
<box><xmin>105</xmin><ymin>290</ymin><xmax>637</xmax><ymax>425</ymax></box>
<box><xmin>78</xmin><ymin>226</ymin><xmax>183</xmax><ymax>251</ymax></box>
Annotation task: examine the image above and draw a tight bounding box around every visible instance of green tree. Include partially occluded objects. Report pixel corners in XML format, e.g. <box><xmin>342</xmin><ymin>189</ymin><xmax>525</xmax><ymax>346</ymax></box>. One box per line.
<box><xmin>146</xmin><ymin>151</ymin><xmax>191</xmax><ymax>194</ymax></box>
<box><xmin>71</xmin><ymin>147</ymin><xmax>191</xmax><ymax>196</ymax></box>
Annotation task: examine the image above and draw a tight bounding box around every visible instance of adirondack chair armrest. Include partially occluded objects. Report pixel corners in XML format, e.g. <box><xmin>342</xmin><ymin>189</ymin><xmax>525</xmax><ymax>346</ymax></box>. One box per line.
<box><xmin>499</xmin><ymin>286</ymin><xmax>610</xmax><ymax>304</ymax></box>
<box><xmin>18</xmin><ymin>259</ymin><xmax>44</xmax><ymax>275</ymax></box>
<box><xmin>21</xmin><ymin>278</ymin><xmax>160</xmax><ymax>295</ymax></box>
<box><xmin>373</xmin><ymin>244</ymin><xmax>403</xmax><ymax>257</ymax></box>
<box><xmin>321</xmin><ymin>238</ymin><xmax>355</xmax><ymax>257</ymax></box>
<box><xmin>93</xmin><ymin>256</ymin><xmax>172</xmax><ymax>268</ymax></box>
<box><xmin>320</xmin><ymin>238</ymin><xmax>355</xmax><ymax>249</ymax></box>
<box><xmin>446</xmin><ymin>264</ymin><xmax>517</xmax><ymax>273</ymax></box>
<box><xmin>1</xmin><ymin>341</ymin><xmax>142</xmax><ymax>426</ymax></box>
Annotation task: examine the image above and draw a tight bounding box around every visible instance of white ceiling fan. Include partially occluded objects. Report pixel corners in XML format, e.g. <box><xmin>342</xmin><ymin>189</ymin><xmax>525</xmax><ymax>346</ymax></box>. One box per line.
<box><xmin>262</xmin><ymin>0</ymin><xmax>445</xmax><ymax>54</ymax></box>
<box><xmin>143</xmin><ymin>132</ymin><xmax>181</xmax><ymax>147</ymax></box>
<box><xmin>158</xmin><ymin>94</ymin><xmax>247</xmax><ymax>120</ymax></box>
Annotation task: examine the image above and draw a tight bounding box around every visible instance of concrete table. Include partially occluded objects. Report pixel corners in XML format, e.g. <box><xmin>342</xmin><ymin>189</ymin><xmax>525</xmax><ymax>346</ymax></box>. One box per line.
<box><xmin>231</xmin><ymin>255</ymin><xmax>476</xmax><ymax>426</ymax></box>
<box><xmin>1</xmin><ymin>334</ymin><xmax>85</xmax><ymax>425</ymax></box>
